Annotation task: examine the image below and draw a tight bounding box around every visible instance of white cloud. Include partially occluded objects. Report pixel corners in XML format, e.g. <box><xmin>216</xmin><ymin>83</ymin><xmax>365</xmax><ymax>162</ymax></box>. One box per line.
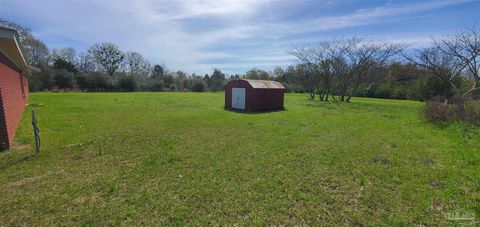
<box><xmin>1</xmin><ymin>0</ymin><xmax>474</xmax><ymax>74</ymax></box>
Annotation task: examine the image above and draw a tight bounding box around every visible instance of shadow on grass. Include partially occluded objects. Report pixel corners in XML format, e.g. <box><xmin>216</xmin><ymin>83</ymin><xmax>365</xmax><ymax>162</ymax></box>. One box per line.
<box><xmin>224</xmin><ymin>107</ymin><xmax>287</xmax><ymax>114</ymax></box>
<box><xmin>305</xmin><ymin>103</ymin><xmax>337</xmax><ymax>110</ymax></box>
<box><xmin>0</xmin><ymin>152</ymin><xmax>38</xmax><ymax>171</ymax></box>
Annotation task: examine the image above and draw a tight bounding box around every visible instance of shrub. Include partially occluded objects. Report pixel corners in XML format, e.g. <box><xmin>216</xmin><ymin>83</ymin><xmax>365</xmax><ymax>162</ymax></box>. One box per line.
<box><xmin>140</xmin><ymin>78</ymin><xmax>164</xmax><ymax>91</ymax></box>
<box><xmin>75</xmin><ymin>72</ymin><xmax>90</xmax><ymax>91</ymax></box>
<box><xmin>424</xmin><ymin>97</ymin><xmax>480</xmax><ymax>125</ymax></box>
<box><xmin>373</xmin><ymin>82</ymin><xmax>393</xmax><ymax>99</ymax></box>
<box><xmin>191</xmin><ymin>80</ymin><xmax>206</xmax><ymax>92</ymax></box>
<box><xmin>117</xmin><ymin>76</ymin><xmax>137</xmax><ymax>92</ymax></box>
<box><xmin>53</xmin><ymin>69</ymin><xmax>75</xmax><ymax>89</ymax></box>
<box><xmin>89</xmin><ymin>72</ymin><xmax>114</xmax><ymax>91</ymax></box>
<box><xmin>29</xmin><ymin>63</ymin><xmax>54</xmax><ymax>91</ymax></box>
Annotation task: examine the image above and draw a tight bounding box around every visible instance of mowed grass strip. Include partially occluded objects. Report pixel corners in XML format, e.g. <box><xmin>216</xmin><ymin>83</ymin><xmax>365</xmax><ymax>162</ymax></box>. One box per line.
<box><xmin>0</xmin><ymin>92</ymin><xmax>478</xmax><ymax>225</ymax></box>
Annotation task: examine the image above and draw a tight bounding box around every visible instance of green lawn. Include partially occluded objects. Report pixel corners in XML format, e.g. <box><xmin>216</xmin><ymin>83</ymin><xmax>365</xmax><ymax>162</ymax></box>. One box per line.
<box><xmin>0</xmin><ymin>92</ymin><xmax>478</xmax><ymax>225</ymax></box>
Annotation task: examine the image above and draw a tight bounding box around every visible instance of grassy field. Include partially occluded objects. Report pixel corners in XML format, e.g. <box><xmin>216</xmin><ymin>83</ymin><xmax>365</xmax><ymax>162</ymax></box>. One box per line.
<box><xmin>0</xmin><ymin>92</ymin><xmax>478</xmax><ymax>225</ymax></box>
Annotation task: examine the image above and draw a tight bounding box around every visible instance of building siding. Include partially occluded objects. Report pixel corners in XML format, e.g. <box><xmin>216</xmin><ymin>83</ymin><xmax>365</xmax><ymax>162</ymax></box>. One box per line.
<box><xmin>225</xmin><ymin>80</ymin><xmax>284</xmax><ymax>111</ymax></box>
<box><xmin>0</xmin><ymin>51</ymin><xmax>28</xmax><ymax>149</ymax></box>
<box><xmin>225</xmin><ymin>80</ymin><xmax>252</xmax><ymax>109</ymax></box>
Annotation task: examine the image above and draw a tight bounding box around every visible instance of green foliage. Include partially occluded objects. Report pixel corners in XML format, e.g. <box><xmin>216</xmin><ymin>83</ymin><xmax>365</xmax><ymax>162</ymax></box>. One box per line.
<box><xmin>373</xmin><ymin>82</ymin><xmax>394</xmax><ymax>99</ymax></box>
<box><xmin>139</xmin><ymin>78</ymin><xmax>165</xmax><ymax>91</ymax></box>
<box><xmin>151</xmin><ymin>64</ymin><xmax>165</xmax><ymax>79</ymax></box>
<box><xmin>29</xmin><ymin>63</ymin><xmax>54</xmax><ymax>91</ymax></box>
<box><xmin>53</xmin><ymin>69</ymin><xmax>75</xmax><ymax>89</ymax></box>
<box><xmin>53</xmin><ymin>58</ymin><xmax>77</xmax><ymax>73</ymax></box>
<box><xmin>421</xmin><ymin>77</ymin><xmax>457</xmax><ymax>99</ymax></box>
<box><xmin>89</xmin><ymin>72</ymin><xmax>114</xmax><ymax>91</ymax></box>
<box><xmin>191</xmin><ymin>79</ymin><xmax>206</xmax><ymax>92</ymax></box>
<box><xmin>117</xmin><ymin>76</ymin><xmax>137</xmax><ymax>92</ymax></box>
<box><xmin>209</xmin><ymin>69</ymin><xmax>226</xmax><ymax>91</ymax></box>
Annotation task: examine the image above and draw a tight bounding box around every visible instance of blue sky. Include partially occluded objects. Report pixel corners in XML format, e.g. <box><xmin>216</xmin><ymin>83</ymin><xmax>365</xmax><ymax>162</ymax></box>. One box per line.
<box><xmin>1</xmin><ymin>0</ymin><xmax>479</xmax><ymax>74</ymax></box>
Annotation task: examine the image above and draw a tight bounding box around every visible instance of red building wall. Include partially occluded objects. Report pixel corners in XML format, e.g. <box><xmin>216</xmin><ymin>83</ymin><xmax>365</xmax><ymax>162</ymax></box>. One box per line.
<box><xmin>225</xmin><ymin>80</ymin><xmax>284</xmax><ymax>111</ymax></box>
<box><xmin>225</xmin><ymin>80</ymin><xmax>252</xmax><ymax>109</ymax></box>
<box><xmin>0</xmin><ymin>51</ymin><xmax>29</xmax><ymax>149</ymax></box>
<box><xmin>249</xmin><ymin>89</ymin><xmax>284</xmax><ymax>110</ymax></box>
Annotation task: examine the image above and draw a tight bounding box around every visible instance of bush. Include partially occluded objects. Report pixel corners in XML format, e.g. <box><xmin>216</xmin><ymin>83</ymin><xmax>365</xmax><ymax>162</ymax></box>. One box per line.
<box><xmin>89</xmin><ymin>72</ymin><xmax>114</xmax><ymax>91</ymax></box>
<box><xmin>139</xmin><ymin>78</ymin><xmax>164</xmax><ymax>91</ymax></box>
<box><xmin>117</xmin><ymin>76</ymin><xmax>137</xmax><ymax>92</ymax></box>
<box><xmin>373</xmin><ymin>82</ymin><xmax>393</xmax><ymax>99</ymax></box>
<box><xmin>424</xmin><ymin>97</ymin><xmax>480</xmax><ymax>125</ymax></box>
<box><xmin>191</xmin><ymin>80</ymin><xmax>206</xmax><ymax>92</ymax></box>
<box><xmin>421</xmin><ymin>77</ymin><xmax>458</xmax><ymax>101</ymax></box>
<box><xmin>53</xmin><ymin>69</ymin><xmax>75</xmax><ymax>89</ymax></box>
<box><xmin>29</xmin><ymin>63</ymin><xmax>54</xmax><ymax>91</ymax></box>
<box><xmin>75</xmin><ymin>72</ymin><xmax>89</xmax><ymax>91</ymax></box>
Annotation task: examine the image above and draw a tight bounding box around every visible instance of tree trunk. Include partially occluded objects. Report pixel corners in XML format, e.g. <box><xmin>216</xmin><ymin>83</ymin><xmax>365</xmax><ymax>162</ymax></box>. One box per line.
<box><xmin>346</xmin><ymin>95</ymin><xmax>352</xmax><ymax>103</ymax></box>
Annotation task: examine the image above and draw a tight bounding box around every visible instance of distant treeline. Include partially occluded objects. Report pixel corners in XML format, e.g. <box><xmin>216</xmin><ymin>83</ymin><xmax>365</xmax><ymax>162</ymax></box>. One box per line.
<box><xmin>1</xmin><ymin>19</ymin><xmax>478</xmax><ymax>104</ymax></box>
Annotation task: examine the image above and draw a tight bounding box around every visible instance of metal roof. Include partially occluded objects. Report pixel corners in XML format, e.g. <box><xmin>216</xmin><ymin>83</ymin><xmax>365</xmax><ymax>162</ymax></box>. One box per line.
<box><xmin>242</xmin><ymin>79</ymin><xmax>285</xmax><ymax>89</ymax></box>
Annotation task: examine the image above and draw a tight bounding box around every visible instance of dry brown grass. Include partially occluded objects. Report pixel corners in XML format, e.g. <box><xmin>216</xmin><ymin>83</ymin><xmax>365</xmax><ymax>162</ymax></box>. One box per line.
<box><xmin>424</xmin><ymin>97</ymin><xmax>480</xmax><ymax>125</ymax></box>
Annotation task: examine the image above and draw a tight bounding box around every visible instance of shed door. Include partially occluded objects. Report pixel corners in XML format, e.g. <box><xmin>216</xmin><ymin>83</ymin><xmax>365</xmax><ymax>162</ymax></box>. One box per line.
<box><xmin>232</xmin><ymin>88</ymin><xmax>245</xmax><ymax>109</ymax></box>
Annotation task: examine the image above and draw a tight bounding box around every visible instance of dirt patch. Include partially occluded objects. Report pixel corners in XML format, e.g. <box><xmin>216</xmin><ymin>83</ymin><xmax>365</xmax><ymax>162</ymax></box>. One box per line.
<box><xmin>11</xmin><ymin>142</ymin><xmax>32</xmax><ymax>152</ymax></box>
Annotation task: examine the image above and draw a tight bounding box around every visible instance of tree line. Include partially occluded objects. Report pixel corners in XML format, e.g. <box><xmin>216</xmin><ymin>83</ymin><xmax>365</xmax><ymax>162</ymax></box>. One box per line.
<box><xmin>1</xmin><ymin>19</ymin><xmax>234</xmax><ymax>92</ymax></box>
<box><xmin>1</xmin><ymin>19</ymin><xmax>479</xmax><ymax>105</ymax></box>
<box><xmin>288</xmin><ymin>30</ymin><xmax>479</xmax><ymax>103</ymax></box>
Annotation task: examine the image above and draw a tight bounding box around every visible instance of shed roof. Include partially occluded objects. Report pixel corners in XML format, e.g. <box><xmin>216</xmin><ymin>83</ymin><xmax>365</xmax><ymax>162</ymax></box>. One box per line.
<box><xmin>242</xmin><ymin>79</ymin><xmax>285</xmax><ymax>89</ymax></box>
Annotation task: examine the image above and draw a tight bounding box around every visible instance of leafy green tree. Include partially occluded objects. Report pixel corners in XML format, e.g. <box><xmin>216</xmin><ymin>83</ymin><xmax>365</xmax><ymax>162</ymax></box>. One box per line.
<box><xmin>152</xmin><ymin>64</ymin><xmax>165</xmax><ymax>79</ymax></box>
<box><xmin>29</xmin><ymin>62</ymin><xmax>54</xmax><ymax>91</ymax></box>
<box><xmin>53</xmin><ymin>58</ymin><xmax>77</xmax><ymax>73</ymax></box>
<box><xmin>53</xmin><ymin>69</ymin><xmax>75</xmax><ymax>89</ymax></box>
<box><xmin>209</xmin><ymin>69</ymin><xmax>225</xmax><ymax>91</ymax></box>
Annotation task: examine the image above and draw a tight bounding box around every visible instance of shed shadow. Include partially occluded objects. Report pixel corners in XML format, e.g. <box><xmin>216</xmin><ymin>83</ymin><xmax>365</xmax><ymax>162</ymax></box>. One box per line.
<box><xmin>224</xmin><ymin>107</ymin><xmax>286</xmax><ymax>114</ymax></box>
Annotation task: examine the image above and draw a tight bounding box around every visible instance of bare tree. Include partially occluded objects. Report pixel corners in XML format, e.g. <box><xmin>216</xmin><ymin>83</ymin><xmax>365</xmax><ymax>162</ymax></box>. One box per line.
<box><xmin>24</xmin><ymin>39</ymin><xmax>49</xmax><ymax>66</ymax></box>
<box><xmin>289</xmin><ymin>41</ymin><xmax>338</xmax><ymax>101</ymax></box>
<box><xmin>331</xmin><ymin>56</ymin><xmax>351</xmax><ymax>102</ymax></box>
<box><xmin>88</xmin><ymin>42</ymin><xmax>124</xmax><ymax>76</ymax></box>
<box><xmin>51</xmin><ymin>47</ymin><xmax>76</xmax><ymax>63</ymax></box>
<box><xmin>0</xmin><ymin>18</ymin><xmax>49</xmax><ymax>66</ymax></box>
<box><xmin>125</xmin><ymin>52</ymin><xmax>151</xmax><ymax>77</ymax></box>
<box><xmin>76</xmin><ymin>52</ymin><xmax>97</xmax><ymax>72</ymax></box>
<box><xmin>291</xmin><ymin>38</ymin><xmax>402</xmax><ymax>102</ymax></box>
<box><xmin>343</xmin><ymin>38</ymin><xmax>404</xmax><ymax>102</ymax></box>
<box><xmin>244</xmin><ymin>68</ymin><xmax>272</xmax><ymax>80</ymax></box>
<box><xmin>434</xmin><ymin>26</ymin><xmax>480</xmax><ymax>98</ymax></box>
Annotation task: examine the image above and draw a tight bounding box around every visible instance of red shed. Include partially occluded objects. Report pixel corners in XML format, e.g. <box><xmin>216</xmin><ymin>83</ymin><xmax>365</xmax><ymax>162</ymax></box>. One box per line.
<box><xmin>0</xmin><ymin>26</ymin><xmax>31</xmax><ymax>150</ymax></box>
<box><xmin>225</xmin><ymin>79</ymin><xmax>285</xmax><ymax>111</ymax></box>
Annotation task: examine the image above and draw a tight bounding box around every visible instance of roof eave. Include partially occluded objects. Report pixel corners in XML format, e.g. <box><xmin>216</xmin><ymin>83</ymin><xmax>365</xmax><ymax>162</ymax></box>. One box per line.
<box><xmin>0</xmin><ymin>27</ymin><xmax>31</xmax><ymax>76</ymax></box>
